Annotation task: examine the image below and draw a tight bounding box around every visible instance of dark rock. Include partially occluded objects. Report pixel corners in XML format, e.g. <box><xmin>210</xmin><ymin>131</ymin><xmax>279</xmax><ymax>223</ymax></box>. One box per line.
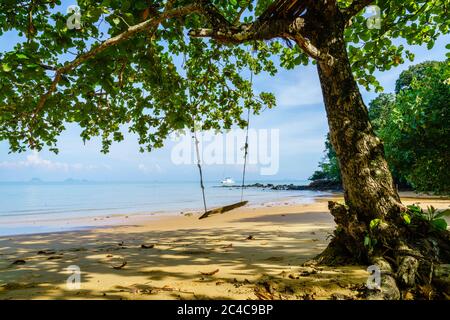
<box><xmin>242</xmin><ymin>180</ymin><xmax>343</xmax><ymax>192</ymax></box>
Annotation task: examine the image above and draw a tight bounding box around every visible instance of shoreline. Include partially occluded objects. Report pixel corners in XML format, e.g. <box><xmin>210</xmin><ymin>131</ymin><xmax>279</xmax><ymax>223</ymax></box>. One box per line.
<box><xmin>0</xmin><ymin>190</ymin><xmax>448</xmax><ymax>238</ymax></box>
<box><xmin>0</xmin><ymin>193</ymin><xmax>449</xmax><ymax>300</ymax></box>
<box><xmin>0</xmin><ymin>191</ymin><xmax>332</xmax><ymax>238</ymax></box>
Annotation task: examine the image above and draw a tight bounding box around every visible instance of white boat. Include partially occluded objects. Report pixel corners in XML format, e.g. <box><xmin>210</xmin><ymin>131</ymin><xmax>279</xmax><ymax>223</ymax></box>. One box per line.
<box><xmin>221</xmin><ymin>177</ymin><xmax>235</xmax><ymax>187</ymax></box>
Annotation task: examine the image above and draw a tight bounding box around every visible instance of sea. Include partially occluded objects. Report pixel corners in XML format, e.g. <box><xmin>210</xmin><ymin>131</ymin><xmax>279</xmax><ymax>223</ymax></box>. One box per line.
<box><xmin>0</xmin><ymin>180</ymin><xmax>329</xmax><ymax>236</ymax></box>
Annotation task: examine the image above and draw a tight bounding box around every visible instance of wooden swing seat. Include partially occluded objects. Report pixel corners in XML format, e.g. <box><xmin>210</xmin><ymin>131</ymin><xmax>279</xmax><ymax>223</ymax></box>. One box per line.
<box><xmin>198</xmin><ymin>201</ymin><xmax>248</xmax><ymax>220</ymax></box>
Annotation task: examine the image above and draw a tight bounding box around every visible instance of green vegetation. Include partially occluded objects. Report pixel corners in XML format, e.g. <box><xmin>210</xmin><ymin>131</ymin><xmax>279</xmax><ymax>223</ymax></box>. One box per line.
<box><xmin>311</xmin><ymin>60</ymin><xmax>450</xmax><ymax>194</ymax></box>
<box><xmin>407</xmin><ymin>204</ymin><xmax>450</xmax><ymax>231</ymax></box>
<box><xmin>309</xmin><ymin>134</ymin><xmax>341</xmax><ymax>182</ymax></box>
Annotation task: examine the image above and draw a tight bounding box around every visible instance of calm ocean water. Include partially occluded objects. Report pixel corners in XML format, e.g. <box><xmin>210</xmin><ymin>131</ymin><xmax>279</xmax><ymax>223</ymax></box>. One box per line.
<box><xmin>0</xmin><ymin>180</ymin><xmax>326</xmax><ymax>236</ymax></box>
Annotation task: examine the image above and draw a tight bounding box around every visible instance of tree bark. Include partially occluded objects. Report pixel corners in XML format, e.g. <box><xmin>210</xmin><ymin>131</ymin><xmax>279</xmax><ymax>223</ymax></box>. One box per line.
<box><xmin>304</xmin><ymin>11</ymin><xmax>450</xmax><ymax>299</ymax></box>
<box><xmin>314</xmin><ymin>24</ymin><xmax>402</xmax><ymax>225</ymax></box>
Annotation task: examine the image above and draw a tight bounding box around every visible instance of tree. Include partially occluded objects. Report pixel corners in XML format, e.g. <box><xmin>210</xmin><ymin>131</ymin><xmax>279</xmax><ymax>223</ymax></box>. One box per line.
<box><xmin>310</xmin><ymin>134</ymin><xmax>341</xmax><ymax>183</ymax></box>
<box><xmin>372</xmin><ymin>61</ymin><xmax>450</xmax><ymax>194</ymax></box>
<box><xmin>1</xmin><ymin>0</ymin><xmax>449</xmax><ymax>298</ymax></box>
<box><xmin>314</xmin><ymin>61</ymin><xmax>449</xmax><ymax>193</ymax></box>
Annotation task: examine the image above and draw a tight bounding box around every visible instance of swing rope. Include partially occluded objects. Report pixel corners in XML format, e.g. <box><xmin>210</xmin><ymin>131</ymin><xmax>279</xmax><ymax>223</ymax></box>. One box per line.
<box><xmin>240</xmin><ymin>99</ymin><xmax>251</xmax><ymax>202</ymax></box>
<box><xmin>182</xmin><ymin>47</ymin><xmax>208</xmax><ymax>215</ymax></box>
<box><xmin>193</xmin><ymin>129</ymin><xmax>208</xmax><ymax>214</ymax></box>
<box><xmin>189</xmin><ymin>46</ymin><xmax>254</xmax><ymax>216</ymax></box>
<box><xmin>240</xmin><ymin>52</ymin><xmax>253</xmax><ymax>202</ymax></box>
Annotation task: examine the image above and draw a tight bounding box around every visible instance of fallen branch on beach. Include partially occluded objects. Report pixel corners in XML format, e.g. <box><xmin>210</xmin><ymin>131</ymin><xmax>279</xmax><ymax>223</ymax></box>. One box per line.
<box><xmin>200</xmin><ymin>269</ymin><xmax>219</xmax><ymax>276</ymax></box>
<box><xmin>112</xmin><ymin>261</ymin><xmax>127</xmax><ymax>270</ymax></box>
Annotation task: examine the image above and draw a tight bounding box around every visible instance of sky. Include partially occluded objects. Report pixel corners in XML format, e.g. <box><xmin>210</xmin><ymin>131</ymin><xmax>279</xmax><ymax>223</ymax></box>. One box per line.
<box><xmin>0</xmin><ymin>4</ymin><xmax>449</xmax><ymax>183</ymax></box>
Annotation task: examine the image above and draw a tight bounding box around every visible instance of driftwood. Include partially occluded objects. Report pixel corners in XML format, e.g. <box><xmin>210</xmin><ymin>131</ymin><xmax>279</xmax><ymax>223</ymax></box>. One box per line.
<box><xmin>112</xmin><ymin>261</ymin><xmax>127</xmax><ymax>270</ymax></box>
<box><xmin>198</xmin><ymin>201</ymin><xmax>248</xmax><ymax>220</ymax></box>
<box><xmin>200</xmin><ymin>269</ymin><xmax>220</xmax><ymax>276</ymax></box>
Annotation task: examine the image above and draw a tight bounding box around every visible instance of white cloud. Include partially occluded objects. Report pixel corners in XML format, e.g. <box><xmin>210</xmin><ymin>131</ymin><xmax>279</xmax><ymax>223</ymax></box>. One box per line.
<box><xmin>254</xmin><ymin>65</ymin><xmax>324</xmax><ymax>108</ymax></box>
<box><xmin>0</xmin><ymin>151</ymin><xmax>106</xmax><ymax>172</ymax></box>
<box><xmin>276</xmin><ymin>76</ymin><xmax>323</xmax><ymax>107</ymax></box>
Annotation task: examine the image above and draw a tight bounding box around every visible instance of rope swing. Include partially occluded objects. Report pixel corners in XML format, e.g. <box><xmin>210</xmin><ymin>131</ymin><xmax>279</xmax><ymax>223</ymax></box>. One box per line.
<box><xmin>189</xmin><ymin>51</ymin><xmax>254</xmax><ymax>220</ymax></box>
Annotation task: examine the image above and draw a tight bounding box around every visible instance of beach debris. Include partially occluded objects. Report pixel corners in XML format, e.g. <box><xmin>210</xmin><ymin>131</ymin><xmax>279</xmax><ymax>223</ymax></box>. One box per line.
<box><xmin>300</xmin><ymin>292</ymin><xmax>317</xmax><ymax>300</ymax></box>
<box><xmin>331</xmin><ymin>293</ymin><xmax>354</xmax><ymax>300</ymax></box>
<box><xmin>265</xmin><ymin>256</ymin><xmax>284</xmax><ymax>262</ymax></box>
<box><xmin>299</xmin><ymin>267</ymin><xmax>318</xmax><ymax>277</ymax></box>
<box><xmin>199</xmin><ymin>201</ymin><xmax>248</xmax><ymax>220</ymax></box>
<box><xmin>68</xmin><ymin>247</ymin><xmax>87</xmax><ymax>252</ymax></box>
<box><xmin>130</xmin><ymin>286</ymin><xmax>141</xmax><ymax>294</ymax></box>
<box><xmin>140</xmin><ymin>244</ymin><xmax>155</xmax><ymax>249</ymax></box>
<box><xmin>37</xmin><ymin>250</ymin><xmax>56</xmax><ymax>255</ymax></box>
<box><xmin>106</xmin><ymin>254</ymin><xmax>113</xmax><ymax>258</ymax></box>
<box><xmin>1</xmin><ymin>282</ymin><xmax>35</xmax><ymax>291</ymax></box>
<box><xmin>231</xmin><ymin>278</ymin><xmax>252</xmax><ymax>288</ymax></box>
<box><xmin>118</xmin><ymin>241</ymin><xmax>124</xmax><ymax>246</ymax></box>
<box><xmin>184</xmin><ymin>212</ymin><xmax>193</xmax><ymax>217</ymax></box>
<box><xmin>47</xmin><ymin>255</ymin><xmax>63</xmax><ymax>260</ymax></box>
<box><xmin>11</xmin><ymin>259</ymin><xmax>26</xmax><ymax>265</ymax></box>
<box><xmin>221</xmin><ymin>244</ymin><xmax>233</xmax><ymax>249</ymax></box>
<box><xmin>112</xmin><ymin>261</ymin><xmax>127</xmax><ymax>270</ymax></box>
<box><xmin>254</xmin><ymin>287</ymin><xmax>275</xmax><ymax>300</ymax></box>
<box><xmin>200</xmin><ymin>269</ymin><xmax>219</xmax><ymax>276</ymax></box>
<box><xmin>246</xmin><ymin>235</ymin><xmax>254</xmax><ymax>240</ymax></box>
<box><xmin>182</xmin><ymin>249</ymin><xmax>210</xmax><ymax>255</ymax></box>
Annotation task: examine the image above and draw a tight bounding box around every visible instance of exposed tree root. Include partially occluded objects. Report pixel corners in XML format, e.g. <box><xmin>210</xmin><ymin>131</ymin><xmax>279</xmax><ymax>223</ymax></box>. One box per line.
<box><xmin>309</xmin><ymin>201</ymin><xmax>450</xmax><ymax>300</ymax></box>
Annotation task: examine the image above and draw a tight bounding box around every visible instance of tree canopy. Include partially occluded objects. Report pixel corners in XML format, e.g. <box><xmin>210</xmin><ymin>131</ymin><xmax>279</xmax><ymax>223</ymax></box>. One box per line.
<box><xmin>373</xmin><ymin>60</ymin><xmax>450</xmax><ymax>194</ymax></box>
<box><xmin>312</xmin><ymin>60</ymin><xmax>450</xmax><ymax>194</ymax></box>
<box><xmin>0</xmin><ymin>0</ymin><xmax>448</xmax><ymax>153</ymax></box>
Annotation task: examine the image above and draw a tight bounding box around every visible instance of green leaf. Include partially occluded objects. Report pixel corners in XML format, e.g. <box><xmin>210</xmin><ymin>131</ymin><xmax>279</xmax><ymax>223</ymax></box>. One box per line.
<box><xmin>431</xmin><ymin>219</ymin><xmax>448</xmax><ymax>231</ymax></box>
<box><xmin>364</xmin><ymin>235</ymin><xmax>371</xmax><ymax>247</ymax></box>
<box><xmin>15</xmin><ymin>53</ymin><xmax>28</xmax><ymax>59</ymax></box>
<box><xmin>402</xmin><ymin>214</ymin><xmax>411</xmax><ymax>225</ymax></box>
<box><xmin>436</xmin><ymin>209</ymin><xmax>450</xmax><ymax>219</ymax></box>
<box><xmin>1</xmin><ymin>63</ymin><xmax>12</xmax><ymax>72</ymax></box>
<box><xmin>407</xmin><ymin>205</ymin><xmax>422</xmax><ymax>216</ymax></box>
<box><xmin>370</xmin><ymin>219</ymin><xmax>381</xmax><ymax>229</ymax></box>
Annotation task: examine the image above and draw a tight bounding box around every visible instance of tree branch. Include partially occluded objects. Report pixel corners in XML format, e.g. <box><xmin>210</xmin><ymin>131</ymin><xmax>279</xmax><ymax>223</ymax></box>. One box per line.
<box><xmin>342</xmin><ymin>0</ymin><xmax>374</xmax><ymax>20</ymax></box>
<box><xmin>291</xmin><ymin>33</ymin><xmax>328</xmax><ymax>61</ymax></box>
<box><xmin>190</xmin><ymin>0</ymin><xmax>324</xmax><ymax>61</ymax></box>
<box><xmin>32</xmin><ymin>3</ymin><xmax>201</xmax><ymax>119</ymax></box>
<box><xmin>189</xmin><ymin>17</ymin><xmax>306</xmax><ymax>43</ymax></box>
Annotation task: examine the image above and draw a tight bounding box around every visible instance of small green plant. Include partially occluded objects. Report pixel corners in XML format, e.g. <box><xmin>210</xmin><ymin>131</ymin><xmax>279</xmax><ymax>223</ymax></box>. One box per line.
<box><xmin>407</xmin><ymin>204</ymin><xmax>450</xmax><ymax>231</ymax></box>
<box><xmin>370</xmin><ymin>219</ymin><xmax>381</xmax><ymax>229</ymax></box>
<box><xmin>402</xmin><ymin>213</ymin><xmax>412</xmax><ymax>225</ymax></box>
<box><xmin>364</xmin><ymin>234</ymin><xmax>378</xmax><ymax>250</ymax></box>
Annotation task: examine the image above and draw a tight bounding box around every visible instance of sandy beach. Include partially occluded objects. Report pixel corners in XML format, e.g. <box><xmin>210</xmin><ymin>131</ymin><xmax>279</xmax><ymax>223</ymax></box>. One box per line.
<box><xmin>1</xmin><ymin>193</ymin><xmax>449</xmax><ymax>300</ymax></box>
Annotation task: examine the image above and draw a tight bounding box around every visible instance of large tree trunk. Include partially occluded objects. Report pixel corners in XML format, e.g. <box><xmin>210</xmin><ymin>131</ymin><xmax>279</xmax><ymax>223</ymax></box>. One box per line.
<box><xmin>316</xmin><ymin>33</ymin><xmax>402</xmax><ymax>224</ymax></box>
<box><xmin>304</xmin><ymin>12</ymin><xmax>450</xmax><ymax>299</ymax></box>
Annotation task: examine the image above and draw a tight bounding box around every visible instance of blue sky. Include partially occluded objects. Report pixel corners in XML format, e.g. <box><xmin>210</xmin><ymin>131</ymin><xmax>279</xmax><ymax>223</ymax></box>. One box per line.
<box><xmin>0</xmin><ymin>4</ymin><xmax>448</xmax><ymax>182</ymax></box>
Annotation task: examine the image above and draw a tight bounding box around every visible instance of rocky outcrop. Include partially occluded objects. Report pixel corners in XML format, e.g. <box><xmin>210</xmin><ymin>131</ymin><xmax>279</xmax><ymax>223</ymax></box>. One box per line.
<box><xmin>242</xmin><ymin>179</ymin><xmax>343</xmax><ymax>192</ymax></box>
